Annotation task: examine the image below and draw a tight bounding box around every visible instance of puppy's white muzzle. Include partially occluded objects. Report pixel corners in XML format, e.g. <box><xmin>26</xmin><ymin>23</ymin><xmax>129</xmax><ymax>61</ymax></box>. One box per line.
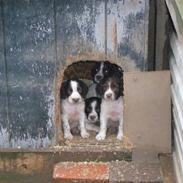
<box><xmin>68</xmin><ymin>92</ymin><xmax>82</xmax><ymax>104</ymax></box>
<box><xmin>88</xmin><ymin>114</ymin><xmax>98</xmax><ymax>123</ymax></box>
<box><xmin>104</xmin><ymin>88</ymin><xmax>115</xmax><ymax>100</ymax></box>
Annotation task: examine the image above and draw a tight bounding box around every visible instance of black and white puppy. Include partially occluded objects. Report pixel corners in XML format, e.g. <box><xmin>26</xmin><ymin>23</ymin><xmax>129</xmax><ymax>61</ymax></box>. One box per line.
<box><xmin>96</xmin><ymin>76</ymin><xmax>124</xmax><ymax>140</ymax></box>
<box><xmin>86</xmin><ymin>61</ymin><xmax>123</xmax><ymax>98</ymax></box>
<box><xmin>91</xmin><ymin>61</ymin><xmax>112</xmax><ymax>83</ymax></box>
<box><xmin>60</xmin><ymin>78</ymin><xmax>89</xmax><ymax>140</ymax></box>
<box><xmin>85</xmin><ymin>97</ymin><xmax>101</xmax><ymax>132</ymax></box>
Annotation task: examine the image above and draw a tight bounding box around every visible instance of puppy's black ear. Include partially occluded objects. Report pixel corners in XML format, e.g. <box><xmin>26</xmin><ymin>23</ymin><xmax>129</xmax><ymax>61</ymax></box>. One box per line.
<box><xmin>79</xmin><ymin>80</ymin><xmax>88</xmax><ymax>98</ymax></box>
<box><xmin>91</xmin><ymin>62</ymin><xmax>99</xmax><ymax>81</ymax></box>
<box><xmin>60</xmin><ymin>81</ymin><xmax>68</xmax><ymax>99</ymax></box>
<box><xmin>121</xmin><ymin>78</ymin><xmax>124</xmax><ymax>96</ymax></box>
<box><xmin>112</xmin><ymin>64</ymin><xmax>124</xmax><ymax>79</ymax></box>
<box><xmin>118</xmin><ymin>77</ymin><xmax>124</xmax><ymax>97</ymax></box>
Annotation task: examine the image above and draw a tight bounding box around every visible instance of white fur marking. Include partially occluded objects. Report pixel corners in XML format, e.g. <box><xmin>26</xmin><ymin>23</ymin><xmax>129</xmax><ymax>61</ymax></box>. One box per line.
<box><xmin>96</xmin><ymin>96</ymin><xmax>124</xmax><ymax>141</ymax></box>
<box><xmin>89</xmin><ymin>101</ymin><xmax>98</xmax><ymax>121</ymax></box>
<box><xmin>104</xmin><ymin>81</ymin><xmax>115</xmax><ymax>100</ymax></box>
<box><xmin>68</xmin><ymin>81</ymin><xmax>82</xmax><ymax>103</ymax></box>
<box><xmin>99</xmin><ymin>62</ymin><xmax>104</xmax><ymax>75</ymax></box>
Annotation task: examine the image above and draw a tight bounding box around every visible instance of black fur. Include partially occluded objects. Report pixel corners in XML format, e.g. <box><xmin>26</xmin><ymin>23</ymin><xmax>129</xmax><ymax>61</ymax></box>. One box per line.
<box><xmin>60</xmin><ymin>78</ymin><xmax>88</xmax><ymax>99</ymax></box>
<box><xmin>77</xmin><ymin>79</ymin><xmax>88</xmax><ymax>97</ymax></box>
<box><xmin>85</xmin><ymin>97</ymin><xmax>101</xmax><ymax>120</ymax></box>
<box><xmin>110</xmin><ymin>63</ymin><xmax>123</xmax><ymax>79</ymax></box>
<box><xmin>91</xmin><ymin>61</ymin><xmax>123</xmax><ymax>83</ymax></box>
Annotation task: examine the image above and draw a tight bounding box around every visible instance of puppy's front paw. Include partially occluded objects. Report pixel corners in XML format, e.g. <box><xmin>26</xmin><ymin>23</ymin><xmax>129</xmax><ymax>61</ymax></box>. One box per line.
<box><xmin>81</xmin><ymin>131</ymin><xmax>90</xmax><ymax>138</ymax></box>
<box><xmin>96</xmin><ymin>133</ymin><xmax>106</xmax><ymax>141</ymax></box>
<box><xmin>117</xmin><ymin>133</ymin><xmax>123</xmax><ymax>140</ymax></box>
<box><xmin>64</xmin><ymin>132</ymin><xmax>73</xmax><ymax>140</ymax></box>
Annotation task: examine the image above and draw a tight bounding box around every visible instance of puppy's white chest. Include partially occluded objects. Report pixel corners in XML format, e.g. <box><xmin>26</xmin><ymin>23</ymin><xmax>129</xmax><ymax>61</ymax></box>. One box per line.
<box><xmin>102</xmin><ymin>97</ymin><xmax>123</xmax><ymax>120</ymax></box>
<box><xmin>62</xmin><ymin>100</ymin><xmax>84</xmax><ymax>119</ymax></box>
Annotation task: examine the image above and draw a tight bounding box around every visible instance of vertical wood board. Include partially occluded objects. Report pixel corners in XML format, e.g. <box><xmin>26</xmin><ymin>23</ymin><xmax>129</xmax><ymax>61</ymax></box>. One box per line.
<box><xmin>3</xmin><ymin>0</ymin><xmax>56</xmax><ymax>148</ymax></box>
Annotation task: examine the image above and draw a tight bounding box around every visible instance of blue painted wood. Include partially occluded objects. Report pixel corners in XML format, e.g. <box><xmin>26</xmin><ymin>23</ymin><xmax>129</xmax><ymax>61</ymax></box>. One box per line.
<box><xmin>0</xmin><ymin>0</ymin><xmax>149</xmax><ymax>149</ymax></box>
<box><xmin>56</xmin><ymin>0</ymin><xmax>106</xmax><ymax>65</ymax></box>
<box><xmin>3</xmin><ymin>0</ymin><xmax>55</xmax><ymax>148</ymax></box>
<box><xmin>0</xmin><ymin>1</ymin><xmax>9</xmax><ymax>147</ymax></box>
<box><xmin>106</xmin><ymin>0</ymin><xmax>149</xmax><ymax>71</ymax></box>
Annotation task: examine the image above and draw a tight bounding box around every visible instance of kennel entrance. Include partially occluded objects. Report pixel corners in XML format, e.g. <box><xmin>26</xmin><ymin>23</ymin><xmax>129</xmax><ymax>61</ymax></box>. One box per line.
<box><xmin>54</xmin><ymin>60</ymin><xmax>132</xmax><ymax>153</ymax></box>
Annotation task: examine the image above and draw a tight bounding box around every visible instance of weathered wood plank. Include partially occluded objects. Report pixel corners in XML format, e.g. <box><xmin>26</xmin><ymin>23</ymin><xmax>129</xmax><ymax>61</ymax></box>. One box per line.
<box><xmin>56</xmin><ymin>0</ymin><xmax>106</xmax><ymax>66</ymax></box>
<box><xmin>170</xmin><ymin>57</ymin><xmax>183</xmax><ymax>110</ymax></box>
<box><xmin>175</xmin><ymin>0</ymin><xmax>183</xmax><ymax>22</ymax></box>
<box><xmin>165</xmin><ymin>0</ymin><xmax>183</xmax><ymax>40</ymax></box>
<box><xmin>155</xmin><ymin>0</ymin><xmax>170</xmax><ymax>70</ymax></box>
<box><xmin>171</xmin><ymin>83</ymin><xmax>183</xmax><ymax>152</ymax></box>
<box><xmin>170</xmin><ymin>33</ymin><xmax>183</xmax><ymax>181</ymax></box>
<box><xmin>173</xmin><ymin>109</ymin><xmax>183</xmax><ymax>158</ymax></box>
<box><xmin>170</xmin><ymin>33</ymin><xmax>183</xmax><ymax>75</ymax></box>
<box><xmin>124</xmin><ymin>71</ymin><xmax>171</xmax><ymax>157</ymax></box>
<box><xmin>0</xmin><ymin>1</ymin><xmax>9</xmax><ymax>147</ymax></box>
<box><xmin>3</xmin><ymin>0</ymin><xmax>55</xmax><ymax>148</ymax></box>
<box><xmin>106</xmin><ymin>0</ymin><xmax>149</xmax><ymax>71</ymax></box>
<box><xmin>173</xmin><ymin>151</ymin><xmax>183</xmax><ymax>183</ymax></box>
<box><xmin>174</xmin><ymin>130</ymin><xmax>183</xmax><ymax>180</ymax></box>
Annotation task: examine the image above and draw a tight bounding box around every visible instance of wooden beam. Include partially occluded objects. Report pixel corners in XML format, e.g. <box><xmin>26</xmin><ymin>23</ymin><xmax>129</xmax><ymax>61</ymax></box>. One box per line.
<box><xmin>165</xmin><ymin>0</ymin><xmax>183</xmax><ymax>40</ymax></box>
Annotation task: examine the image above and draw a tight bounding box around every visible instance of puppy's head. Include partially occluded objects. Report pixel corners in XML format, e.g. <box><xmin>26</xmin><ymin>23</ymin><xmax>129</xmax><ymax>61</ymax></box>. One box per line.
<box><xmin>91</xmin><ymin>61</ymin><xmax>123</xmax><ymax>83</ymax></box>
<box><xmin>60</xmin><ymin>79</ymin><xmax>88</xmax><ymax>104</ymax></box>
<box><xmin>91</xmin><ymin>61</ymin><xmax>111</xmax><ymax>83</ymax></box>
<box><xmin>96</xmin><ymin>76</ymin><xmax>123</xmax><ymax>101</ymax></box>
<box><xmin>85</xmin><ymin>97</ymin><xmax>101</xmax><ymax>123</ymax></box>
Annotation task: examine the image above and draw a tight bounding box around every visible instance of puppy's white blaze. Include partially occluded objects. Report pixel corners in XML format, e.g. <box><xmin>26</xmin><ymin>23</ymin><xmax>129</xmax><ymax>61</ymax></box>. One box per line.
<box><xmin>91</xmin><ymin>101</ymin><xmax>97</xmax><ymax>113</ymax></box>
<box><xmin>88</xmin><ymin>101</ymin><xmax>98</xmax><ymax>122</ymax></box>
<box><xmin>99</xmin><ymin>62</ymin><xmax>104</xmax><ymax>75</ymax></box>
<box><xmin>104</xmin><ymin>82</ymin><xmax>115</xmax><ymax>100</ymax></box>
<box><xmin>69</xmin><ymin>81</ymin><xmax>81</xmax><ymax>103</ymax></box>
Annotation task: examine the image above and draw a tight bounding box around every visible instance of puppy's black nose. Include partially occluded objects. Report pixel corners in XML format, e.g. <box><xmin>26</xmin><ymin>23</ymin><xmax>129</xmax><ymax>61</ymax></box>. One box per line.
<box><xmin>72</xmin><ymin>98</ymin><xmax>79</xmax><ymax>103</ymax></box>
<box><xmin>96</xmin><ymin>75</ymin><xmax>102</xmax><ymax>81</ymax></box>
<box><xmin>106</xmin><ymin>93</ymin><xmax>112</xmax><ymax>99</ymax></box>
<box><xmin>90</xmin><ymin>115</ymin><xmax>96</xmax><ymax>120</ymax></box>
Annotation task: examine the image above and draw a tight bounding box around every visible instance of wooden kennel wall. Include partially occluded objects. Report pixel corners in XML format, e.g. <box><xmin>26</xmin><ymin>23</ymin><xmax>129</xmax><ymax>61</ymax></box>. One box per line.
<box><xmin>0</xmin><ymin>0</ymin><xmax>150</xmax><ymax>149</ymax></box>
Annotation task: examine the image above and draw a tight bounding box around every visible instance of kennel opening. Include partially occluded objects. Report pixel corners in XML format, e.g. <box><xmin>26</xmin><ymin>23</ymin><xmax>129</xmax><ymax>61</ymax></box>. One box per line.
<box><xmin>54</xmin><ymin>60</ymin><xmax>127</xmax><ymax>146</ymax></box>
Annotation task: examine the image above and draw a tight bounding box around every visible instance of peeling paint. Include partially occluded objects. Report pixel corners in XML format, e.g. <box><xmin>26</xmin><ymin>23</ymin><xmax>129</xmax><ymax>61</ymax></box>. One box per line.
<box><xmin>0</xmin><ymin>0</ymin><xmax>149</xmax><ymax>148</ymax></box>
<box><xmin>107</xmin><ymin>0</ymin><xmax>147</xmax><ymax>70</ymax></box>
<box><xmin>0</xmin><ymin>128</ymin><xmax>9</xmax><ymax>148</ymax></box>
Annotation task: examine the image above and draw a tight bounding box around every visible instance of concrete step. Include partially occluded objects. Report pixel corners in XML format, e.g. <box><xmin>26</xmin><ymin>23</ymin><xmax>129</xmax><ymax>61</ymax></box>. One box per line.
<box><xmin>52</xmin><ymin>135</ymin><xmax>133</xmax><ymax>162</ymax></box>
<box><xmin>52</xmin><ymin>161</ymin><xmax>163</xmax><ymax>183</ymax></box>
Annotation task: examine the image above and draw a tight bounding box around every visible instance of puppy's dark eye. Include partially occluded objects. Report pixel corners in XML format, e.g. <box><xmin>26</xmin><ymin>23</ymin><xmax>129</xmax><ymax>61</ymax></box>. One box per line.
<box><xmin>104</xmin><ymin>69</ymin><xmax>108</xmax><ymax>73</ymax></box>
<box><xmin>86</xmin><ymin>107</ymin><xmax>91</xmax><ymax>113</ymax></box>
<box><xmin>68</xmin><ymin>88</ymin><xmax>72</xmax><ymax>95</ymax></box>
<box><xmin>77</xmin><ymin>86</ymin><xmax>82</xmax><ymax>93</ymax></box>
<box><xmin>111</xmin><ymin>83</ymin><xmax>117</xmax><ymax>89</ymax></box>
<box><xmin>95</xmin><ymin>68</ymin><xmax>98</xmax><ymax>72</ymax></box>
<box><xmin>103</xmin><ymin>84</ymin><xmax>108</xmax><ymax>91</ymax></box>
<box><xmin>96</xmin><ymin>107</ymin><xmax>100</xmax><ymax>113</ymax></box>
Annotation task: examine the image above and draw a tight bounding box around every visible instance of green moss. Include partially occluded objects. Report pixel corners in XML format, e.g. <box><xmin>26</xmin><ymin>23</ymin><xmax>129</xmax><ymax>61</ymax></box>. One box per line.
<box><xmin>0</xmin><ymin>152</ymin><xmax>25</xmax><ymax>160</ymax></box>
<box><xmin>0</xmin><ymin>171</ymin><xmax>51</xmax><ymax>183</ymax></box>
